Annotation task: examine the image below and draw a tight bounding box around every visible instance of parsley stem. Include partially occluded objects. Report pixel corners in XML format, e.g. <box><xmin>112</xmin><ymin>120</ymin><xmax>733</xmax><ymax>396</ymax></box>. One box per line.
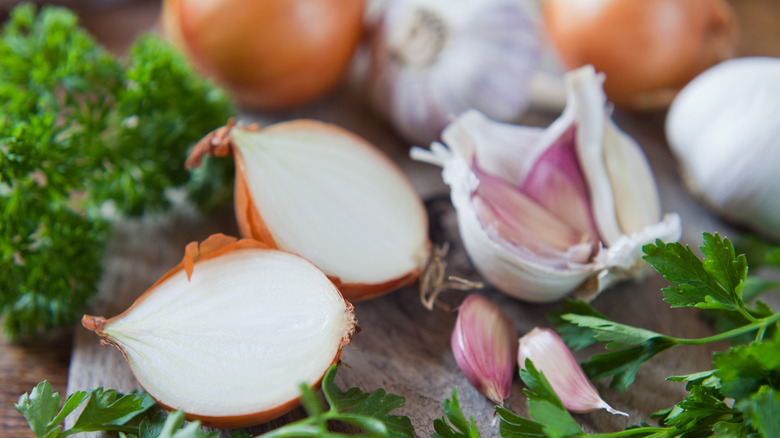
<box><xmin>588</xmin><ymin>426</ymin><xmax>667</xmax><ymax>437</ymax></box>
<box><xmin>736</xmin><ymin>305</ymin><xmax>760</xmax><ymax>324</ymax></box>
<box><xmin>675</xmin><ymin>311</ymin><xmax>780</xmax><ymax>345</ymax></box>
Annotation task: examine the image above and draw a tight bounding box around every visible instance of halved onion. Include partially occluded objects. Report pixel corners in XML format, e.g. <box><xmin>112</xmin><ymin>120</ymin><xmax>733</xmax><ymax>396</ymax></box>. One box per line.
<box><xmin>186</xmin><ymin>120</ymin><xmax>431</xmax><ymax>301</ymax></box>
<box><xmin>82</xmin><ymin>234</ymin><xmax>356</xmax><ymax>428</ymax></box>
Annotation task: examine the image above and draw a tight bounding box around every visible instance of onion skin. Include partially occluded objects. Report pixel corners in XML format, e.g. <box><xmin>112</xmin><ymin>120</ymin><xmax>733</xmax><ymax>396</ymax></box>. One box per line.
<box><xmin>83</xmin><ymin>234</ymin><xmax>356</xmax><ymax>428</ymax></box>
<box><xmin>162</xmin><ymin>0</ymin><xmax>365</xmax><ymax>110</ymax></box>
<box><xmin>186</xmin><ymin>121</ymin><xmax>429</xmax><ymax>302</ymax></box>
<box><xmin>544</xmin><ymin>0</ymin><xmax>737</xmax><ymax>110</ymax></box>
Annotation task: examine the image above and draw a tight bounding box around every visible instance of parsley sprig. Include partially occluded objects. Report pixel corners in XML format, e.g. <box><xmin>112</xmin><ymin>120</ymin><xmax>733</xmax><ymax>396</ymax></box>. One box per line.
<box><xmin>0</xmin><ymin>3</ymin><xmax>235</xmax><ymax>339</ymax></box>
<box><xmin>443</xmin><ymin>233</ymin><xmax>780</xmax><ymax>437</ymax></box>
<box><xmin>15</xmin><ymin>365</ymin><xmax>415</xmax><ymax>438</ymax></box>
<box><xmin>553</xmin><ymin>233</ymin><xmax>780</xmax><ymax>392</ymax></box>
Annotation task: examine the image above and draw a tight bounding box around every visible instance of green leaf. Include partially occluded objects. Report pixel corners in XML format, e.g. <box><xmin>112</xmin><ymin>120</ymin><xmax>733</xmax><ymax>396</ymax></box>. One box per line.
<box><xmin>322</xmin><ymin>365</ymin><xmax>370</xmax><ymax>413</ymax></box>
<box><xmin>156</xmin><ymin>411</ymin><xmax>218</xmax><ymax>438</ymax></box>
<box><xmin>548</xmin><ymin>300</ymin><xmax>609</xmax><ymax>351</ymax></box>
<box><xmin>713</xmin><ymin>336</ymin><xmax>780</xmax><ymax>400</ymax></box>
<box><xmin>560</xmin><ymin>314</ymin><xmax>667</xmax><ymax>350</ymax></box>
<box><xmin>138</xmin><ymin>412</ymin><xmax>168</xmax><ymax>438</ymax></box>
<box><xmin>700</xmin><ymin>233</ymin><xmax>747</xmax><ymax>305</ymax></box>
<box><xmin>299</xmin><ymin>384</ymin><xmax>325</xmax><ymax>417</ymax></box>
<box><xmin>582</xmin><ymin>337</ymin><xmax>678</xmax><ymax>392</ymax></box>
<box><xmin>642</xmin><ymin>236</ymin><xmax>738</xmax><ymax>312</ymax></box>
<box><xmin>263</xmin><ymin>364</ymin><xmax>414</xmax><ymax>438</ymax></box>
<box><xmin>71</xmin><ymin>387</ymin><xmax>152</xmax><ymax>433</ymax></box>
<box><xmin>14</xmin><ymin>381</ymin><xmax>62</xmax><ymax>438</ymax></box>
<box><xmin>519</xmin><ymin>360</ymin><xmax>583</xmax><ymax>438</ymax></box>
<box><xmin>655</xmin><ymin>384</ymin><xmax>739</xmax><ymax>435</ymax></box>
<box><xmin>431</xmin><ymin>388</ymin><xmax>480</xmax><ymax>438</ymax></box>
<box><xmin>48</xmin><ymin>390</ymin><xmax>91</xmax><ymax>430</ymax></box>
<box><xmin>666</xmin><ymin>370</ymin><xmax>718</xmax><ymax>387</ymax></box>
<box><xmin>496</xmin><ymin>406</ymin><xmax>546</xmax><ymax>438</ymax></box>
<box><xmin>735</xmin><ymin>386</ymin><xmax>780</xmax><ymax>438</ymax></box>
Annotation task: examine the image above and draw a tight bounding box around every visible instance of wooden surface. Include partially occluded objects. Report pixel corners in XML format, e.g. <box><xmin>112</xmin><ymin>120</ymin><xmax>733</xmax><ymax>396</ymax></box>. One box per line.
<box><xmin>2</xmin><ymin>1</ymin><xmax>780</xmax><ymax>437</ymax></box>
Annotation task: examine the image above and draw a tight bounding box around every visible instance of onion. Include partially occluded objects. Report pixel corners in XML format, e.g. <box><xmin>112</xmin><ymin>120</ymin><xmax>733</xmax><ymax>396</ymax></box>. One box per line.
<box><xmin>186</xmin><ymin>120</ymin><xmax>431</xmax><ymax>301</ymax></box>
<box><xmin>82</xmin><ymin>234</ymin><xmax>357</xmax><ymax>428</ymax></box>
<box><xmin>162</xmin><ymin>0</ymin><xmax>365</xmax><ymax>110</ymax></box>
<box><xmin>543</xmin><ymin>0</ymin><xmax>738</xmax><ymax>110</ymax></box>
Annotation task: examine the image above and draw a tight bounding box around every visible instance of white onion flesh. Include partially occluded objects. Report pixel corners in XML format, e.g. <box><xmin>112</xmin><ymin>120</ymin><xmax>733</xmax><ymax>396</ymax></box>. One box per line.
<box><xmin>87</xmin><ymin>246</ymin><xmax>355</xmax><ymax>423</ymax></box>
<box><xmin>231</xmin><ymin>123</ymin><xmax>430</xmax><ymax>286</ymax></box>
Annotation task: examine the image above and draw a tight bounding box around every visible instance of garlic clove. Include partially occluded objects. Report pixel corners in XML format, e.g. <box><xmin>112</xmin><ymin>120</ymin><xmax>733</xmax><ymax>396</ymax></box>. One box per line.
<box><xmin>472</xmin><ymin>165</ymin><xmax>593</xmax><ymax>265</ymax></box>
<box><xmin>451</xmin><ymin>294</ymin><xmax>517</xmax><ymax>405</ymax></box>
<box><xmin>568</xmin><ymin>66</ymin><xmax>662</xmax><ymax>246</ymax></box>
<box><xmin>82</xmin><ymin>234</ymin><xmax>357</xmax><ymax>428</ymax></box>
<box><xmin>518</xmin><ymin>327</ymin><xmax>627</xmax><ymax>416</ymax></box>
<box><xmin>411</xmin><ymin>65</ymin><xmax>681</xmax><ymax>303</ymax></box>
<box><xmin>187</xmin><ymin>120</ymin><xmax>431</xmax><ymax>301</ymax></box>
<box><xmin>519</xmin><ymin>126</ymin><xmax>601</xmax><ymax>245</ymax></box>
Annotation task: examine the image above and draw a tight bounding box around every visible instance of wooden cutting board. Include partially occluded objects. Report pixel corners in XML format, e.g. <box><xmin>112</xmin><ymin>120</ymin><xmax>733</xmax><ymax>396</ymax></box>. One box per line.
<box><xmin>66</xmin><ymin>84</ymin><xmax>738</xmax><ymax>437</ymax></box>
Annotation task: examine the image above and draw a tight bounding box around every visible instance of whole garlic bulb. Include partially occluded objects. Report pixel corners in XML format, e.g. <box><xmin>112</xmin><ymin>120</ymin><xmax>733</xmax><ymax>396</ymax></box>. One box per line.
<box><xmin>413</xmin><ymin>65</ymin><xmax>681</xmax><ymax>302</ymax></box>
<box><xmin>368</xmin><ymin>0</ymin><xmax>543</xmax><ymax>146</ymax></box>
<box><xmin>666</xmin><ymin>57</ymin><xmax>780</xmax><ymax>240</ymax></box>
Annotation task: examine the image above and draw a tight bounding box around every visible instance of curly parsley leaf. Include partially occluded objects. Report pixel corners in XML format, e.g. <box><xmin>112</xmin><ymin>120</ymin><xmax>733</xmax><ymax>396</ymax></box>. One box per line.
<box><xmin>0</xmin><ymin>3</ymin><xmax>235</xmax><ymax>339</ymax></box>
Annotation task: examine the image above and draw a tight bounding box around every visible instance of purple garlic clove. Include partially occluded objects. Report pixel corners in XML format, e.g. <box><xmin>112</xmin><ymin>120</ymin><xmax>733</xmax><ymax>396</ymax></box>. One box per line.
<box><xmin>451</xmin><ymin>294</ymin><xmax>517</xmax><ymax>405</ymax></box>
<box><xmin>518</xmin><ymin>327</ymin><xmax>627</xmax><ymax>416</ymax></box>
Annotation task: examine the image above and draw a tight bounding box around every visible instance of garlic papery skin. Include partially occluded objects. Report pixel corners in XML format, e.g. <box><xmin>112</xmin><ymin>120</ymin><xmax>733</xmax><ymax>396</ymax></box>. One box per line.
<box><xmin>187</xmin><ymin>120</ymin><xmax>430</xmax><ymax>302</ymax></box>
<box><xmin>82</xmin><ymin>234</ymin><xmax>357</xmax><ymax>429</ymax></box>
<box><xmin>451</xmin><ymin>294</ymin><xmax>517</xmax><ymax>405</ymax></box>
<box><xmin>412</xmin><ymin>65</ymin><xmax>681</xmax><ymax>302</ymax></box>
<box><xmin>518</xmin><ymin>328</ymin><xmax>627</xmax><ymax>416</ymax></box>
<box><xmin>368</xmin><ymin>0</ymin><xmax>543</xmax><ymax>146</ymax></box>
<box><xmin>666</xmin><ymin>57</ymin><xmax>780</xmax><ymax>240</ymax></box>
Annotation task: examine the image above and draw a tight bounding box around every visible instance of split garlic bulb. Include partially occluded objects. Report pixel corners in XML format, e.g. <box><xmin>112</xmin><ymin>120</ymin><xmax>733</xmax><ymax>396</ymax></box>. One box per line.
<box><xmin>413</xmin><ymin>65</ymin><xmax>681</xmax><ymax>302</ymax></box>
<box><xmin>83</xmin><ymin>234</ymin><xmax>357</xmax><ymax>428</ymax></box>
<box><xmin>666</xmin><ymin>57</ymin><xmax>780</xmax><ymax>240</ymax></box>
<box><xmin>187</xmin><ymin>120</ymin><xmax>430</xmax><ymax>301</ymax></box>
<box><xmin>368</xmin><ymin>0</ymin><xmax>542</xmax><ymax>146</ymax></box>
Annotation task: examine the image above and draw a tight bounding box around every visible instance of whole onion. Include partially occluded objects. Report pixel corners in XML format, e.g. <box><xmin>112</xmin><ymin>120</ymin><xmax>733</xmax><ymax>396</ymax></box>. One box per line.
<box><xmin>162</xmin><ymin>0</ymin><xmax>365</xmax><ymax>110</ymax></box>
<box><xmin>544</xmin><ymin>0</ymin><xmax>738</xmax><ymax>110</ymax></box>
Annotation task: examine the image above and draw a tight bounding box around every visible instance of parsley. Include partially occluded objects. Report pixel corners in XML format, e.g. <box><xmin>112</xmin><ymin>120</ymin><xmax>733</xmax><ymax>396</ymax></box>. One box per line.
<box><xmin>0</xmin><ymin>3</ymin><xmax>235</xmax><ymax>339</ymax></box>
<box><xmin>431</xmin><ymin>388</ymin><xmax>480</xmax><ymax>438</ymax></box>
<box><xmin>490</xmin><ymin>233</ymin><xmax>780</xmax><ymax>437</ymax></box>
<box><xmin>14</xmin><ymin>380</ymin><xmax>157</xmax><ymax>437</ymax></box>
<box><xmin>261</xmin><ymin>364</ymin><xmax>415</xmax><ymax>437</ymax></box>
<box><xmin>16</xmin><ymin>365</ymin><xmax>415</xmax><ymax>438</ymax></box>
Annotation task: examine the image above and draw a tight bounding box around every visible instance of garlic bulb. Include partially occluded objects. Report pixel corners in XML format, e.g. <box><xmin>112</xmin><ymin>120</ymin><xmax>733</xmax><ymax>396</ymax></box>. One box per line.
<box><xmin>83</xmin><ymin>234</ymin><xmax>357</xmax><ymax>428</ymax></box>
<box><xmin>518</xmin><ymin>328</ymin><xmax>627</xmax><ymax>416</ymax></box>
<box><xmin>368</xmin><ymin>0</ymin><xmax>543</xmax><ymax>146</ymax></box>
<box><xmin>412</xmin><ymin>65</ymin><xmax>681</xmax><ymax>302</ymax></box>
<box><xmin>451</xmin><ymin>294</ymin><xmax>517</xmax><ymax>405</ymax></box>
<box><xmin>666</xmin><ymin>57</ymin><xmax>780</xmax><ymax>240</ymax></box>
<box><xmin>187</xmin><ymin>120</ymin><xmax>430</xmax><ymax>301</ymax></box>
